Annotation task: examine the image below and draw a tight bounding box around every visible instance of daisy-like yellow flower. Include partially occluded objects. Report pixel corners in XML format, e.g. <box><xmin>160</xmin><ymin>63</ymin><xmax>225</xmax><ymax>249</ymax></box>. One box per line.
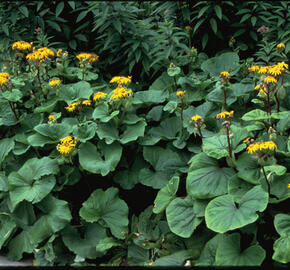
<box><xmin>110</xmin><ymin>76</ymin><xmax>132</xmax><ymax>85</ymax></box>
<box><xmin>110</xmin><ymin>87</ymin><xmax>133</xmax><ymax>102</ymax></box>
<box><xmin>254</xmin><ymin>84</ymin><xmax>266</xmax><ymax>94</ymax></box>
<box><xmin>191</xmin><ymin>115</ymin><xmax>202</xmax><ymax>122</ymax></box>
<box><xmin>49</xmin><ymin>79</ymin><xmax>61</xmax><ymax>87</ymax></box>
<box><xmin>93</xmin><ymin>91</ymin><xmax>108</xmax><ymax>101</ymax></box>
<box><xmin>243</xmin><ymin>137</ymin><xmax>250</xmax><ymax>143</ymax></box>
<box><xmin>0</xmin><ymin>72</ymin><xmax>10</xmax><ymax>86</ymax></box>
<box><xmin>246</xmin><ymin>141</ymin><xmax>277</xmax><ymax>154</ymax></box>
<box><xmin>267</xmin><ymin>66</ymin><xmax>282</xmax><ymax>77</ymax></box>
<box><xmin>277</xmin><ymin>43</ymin><xmax>285</xmax><ymax>48</ymax></box>
<box><xmin>248</xmin><ymin>65</ymin><xmax>260</xmax><ymax>72</ymax></box>
<box><xmin>288</xmin><ymin>183</ymin><xmax>290</xmax><ymax>188</ymax></box>
<box><xmin>57</xmin><ymin>136</ymin><xmax>77</xmax><ymax>154</ymax></box>
<box><xmin>82</xmin><ymin>100</ymin><xmax>91</xmax><ymax>106</ymax></box>
<box><xmin>258</xmin><ymin>66</ymin><xmax>268</xmax><ymax>74</ymax></box>
<box><xmin>220</xmin><ymin>71</ymin><xmax>230</xmax><ymax>78</ymax></box>
<box><xmin>65</xmin><ymin>101</ymin><xmax>81</xmax><ymax>112</ymax></box>
<box><xmin>264</xmin><ymin>76</ymin><xmax>277</xmax><ymax>84</ymax></box>
<box><xmin>57</xmin><ymin>49</ymin><xmax>63</xmax><ymax>57</ymax></box>
<box><xmin>12</xmin><ymin>41</ymin><xmax>32</xmax><ymax>51</ymax></box>
<box><xmin>48</xmin><ymin>115</ymin><xmax>56</xmax><ymax>123</ymax></box>
<box><xmin>76</xmin><ymin>52</ymin><xmax>99</xmax><ymax>63</ymax></box>
<box><xmin>26</xmin><ymin>47</ymin><xmax>55</xmax><ymax>63</ymax></box>
<box><xmin>276</xmin><ymin>62</ymin><xmax>288</xmax><ymax>71</ymax></box>
<box><xmin>216</xmin><ymin>110</ymin><xmax>234</xmax><ymax>119</ymax></box>
<box><xmin>176</xmin><ymin>90</ymin><xmax>186</xmax><ymax>97</ymax></box>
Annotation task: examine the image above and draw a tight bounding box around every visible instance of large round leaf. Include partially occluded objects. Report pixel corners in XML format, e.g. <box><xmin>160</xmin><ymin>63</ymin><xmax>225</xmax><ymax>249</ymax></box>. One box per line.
<box><xmin>269</xmin><ymin>174</ymin><xmax>290</xmax><ymax>203</ymax></box>
<box><xmin>166</xmin><ymin>196</ymin><xmax>203</xmax><ymax>238</ymax></box>
<box><xmin>215</xmin><ymin>233</ymin><xmax>266</xmax><ymax>266</ymax></box>
<box><xmin>62</xmin><ymin>224</ymin><xmax>107</xmax><ymax>259</ymax></box>
<box><xmin>0</xmin><ymin>138</ymin><xmax>14</xmax><ymax>166</ymax></box>
<box><xmin>72</xmin><ymin>121</ymin><xmax>97</xmax><ymax>143</ymax></box>
<box><xmin>79</xmin><ymin>141</ymin><xmax>122</xmax><ymax>176</ymax></box>
<box><xmin>79</xmin><ymin>187</ymin><xmax>129</xmax><ymax>239</ymax></box>
<box><xmin>186</xmin><ymin>153</ymin><xmax>235</xmax><ymax>199</ymax></box>
<box><xmin>272</xmin><ymin>214</ymin><xmax>290</xmax><ymax>264</ymax></box>
<box><xmin>205</xmin><ymin>186</ymin><xmax>268</xmax><ymax>233</ymax></box>
<box><xmin>58</xmin><ymin>81</ymin><xmax>93</xmax><ymax>103</ymax></box>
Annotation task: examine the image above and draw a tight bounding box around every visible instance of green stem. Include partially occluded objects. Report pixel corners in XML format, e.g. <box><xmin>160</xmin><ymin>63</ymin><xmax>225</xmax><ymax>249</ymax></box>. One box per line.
<box><xmin>261</xmin><ymin>166</ymin><xmax>270</xmax><ymax>195</ymax></box>
<box><xmin>226</xmin><ymin>126</ymin><xmax>232</xmax><ymax>158</ymax></box>
<box><xmin>180</xmin><ymin>99</ymin><xmax>184</xmax><ymax>121</ymax></box>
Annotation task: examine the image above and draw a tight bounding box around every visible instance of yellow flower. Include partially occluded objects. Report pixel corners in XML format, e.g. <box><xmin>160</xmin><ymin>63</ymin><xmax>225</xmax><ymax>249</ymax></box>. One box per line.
<box><xmin>26</xmin><ymin>47</ymin><xmax>54</xmax><ymax>63</ymax></box>
<box><xmin>276</xmin><ymin>62</ymin><xmax>288</xmax><ymax>71</ymax></box>
<box><xmin>76</xmin><ymin>52</ymin><xmax>99</xmax><ymax>63</ymax></box>
<box><xmin>264</xmin><ymin>76</ymin><xmax>277</xmax><ymax>84</ymax></box>
<box><xmin>258</xmin><ymin>66</ymin><xmax>268</xmax><ymax>74</ymax></box>
<box><xmin>277</xmin><ymin>43</ymin><xmax>285</xmax><ymax>48</ymax></box>
<box><xmin>247</xmin><ymin>141</ymin><xmax>277</xmax><ymax>154</ymax></box>
<box><xmin>220</xmin><ymin>71</ymin><xmax>230</xmax><ymax>78</ymax></box>
<box><xmin>48</xmin><ymin>115</ymin><xmax>56</xmax><ymax>123</ymax></box>
<box><xmin>110</xmin><ymin>76</ymin><xmax>132</xmax><ymax>85</ymax></box>
<box><xmin>288</xmin><ymin>183</ymin><xmax>290</xmax><ymax>188</ymax></box>
<box><xmin>110</xmin><ymin>86</ymin><xmax>133</xmax><ymax>102</ymax></box>
<box><xmin>176</xmin><ymin>90</ymin><xmax>186</xmax><ymax>97</ymax></box>
<box><xmin>0</xmin><ymin>72</ymin><xmax>10</xmax><ymax>86</ymax></box>
<box><xmin>216</xmin><ymin>110</ymin><xmax>234</xmax><ymax>119</ymax></box>
<box><xmin>49</xmin><ymin>79</ymin><xmax>61</xmax><ymax>87</ymax></box>
<box><xmin>57</xmin><ymin>49</ymin><xmax>63</xmax><ymax>57</ymax></box>
<box><xmin>82</xmin><ymin>100</ymin><xmax>91</xmax><ymax>106</ymax></box>
<box><xmin>65</xmin><ymin>104</ymin><xmax>76</xmax><ymax>112</ymax></box>
<box><xmin>243</xmin><ymin>137</ymin><xmax>250</xmax><ymax>143</ymax></box>
<box><xmin>93</xmin><ymin>91</ymin><xmax>108</xmax><ymax>101</ymax></box>
<box><xmin>248</xmin><ymin>66</ymin><xmax>260</xmax><ymax>72</ymax></box>
<box><xmin>12</xmin><ymin>41</ymin><xmax>32</xmax><ymax>51</ymax></box>
<box><xmin>169</xmin><ymin>62</ymin><xmax>175</xmax><ymax>67</ymax></box>
<box><xmin>267</xmin><ymin>66</ymin><xmax>282</xmax><ymax>77</ymax></box>
<box><xmin>191</xmin><ymin>115</ymin><xmax>202</xmax><ymax>122</ymax></box>
<box><xmin>185</xmin><ymin>25</ymin><xmax>191</xmax><ymax>31</ymax></box>
<box><xmin>57</xmin><ymin>136</ymin><xmax>77</xmax><ymax>154</ymax></box>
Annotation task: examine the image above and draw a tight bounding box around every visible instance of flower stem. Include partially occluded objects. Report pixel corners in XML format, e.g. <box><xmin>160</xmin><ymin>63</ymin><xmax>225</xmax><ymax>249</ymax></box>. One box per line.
<box><xmin>226</xmin><ymin>126</ymin><xmax>232</xmax><ymax>158</ymax></box>
<box><xmin>180</xmin><ymin>99</ymin><xmax>184</xmax><ymax>121</ymax></box>
<box><xmin>274</xmin><ymin>93</ymin><xmax>280</xmax><ymax>113</ymax></box>
<box><xmin>223</xmin><ymin>88</ymin><xmax>227</xmax><ymax>108</ymax></box>
<box><xmin>197</xmin><ymin>126</ymin><xmax>203</xmax><ymax>139</ymax></box>
<box><xmin>261</xmin><ymin>166</ymin><xmax>270</xmax><ymax>195</ymax></box>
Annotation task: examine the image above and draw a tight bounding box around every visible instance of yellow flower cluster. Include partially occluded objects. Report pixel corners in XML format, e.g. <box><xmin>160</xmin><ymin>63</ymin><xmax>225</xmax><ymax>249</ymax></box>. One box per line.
<box><xmin>76</xmin><ymin>52</ymin><xmax>99</xmax><ymax>63</ymax></box>
<box><xmin>191</xmin><ymin>115</ymin><xmax>202</xmax><ymax>122</ymax></box>
<box><xmin>247</xmin><ymin>141</ymin><xmax>277</xmax><ymax>154</ymax></box>
<box><xmin>12</xmin><ymin>41</ymin><xmax>32</xmax><ymax>51</ymax></box>
<box><xmin>220</xmin><ymin>71</ymin><xmax>230</xmax><ymax>78</ymax></box>
<box><xmin>277</xmin><ymin>43</ymin><xmax>285</xmax><ymax>48</ymax></box>
<box><xmin>57</xmin><ymin>136</ymin><xmax>77</xmax><ymax>154</ymax></box>
<box><xmin>263</xmin><ymin>76</ymin><xmax>278</xmax><ymax>84</ymax></box>
<box><xmin>176</xmin><ymin>90</ymin><xmax>186</xmax><ymax>97</ymax></box>
<box><xmin>110</xmin><ymin>76</ymin><xmax>132</xmax><ymax>85</ymax></box>
<box><xmin>110</xmin><ymin>86</ymin><xmax>133</xmax><ymax>102</ymax></box>
<box><xmin>49</xmin><ymin>79</ymin><xmax>61</xmax><ymax>87</ymax></box>
<box><xmin>93</xmin><ymin>92</ymin><xmax>108</xmax><ymax>101</ymax></box>
<box><xmin>0</xmin><ymin>72</ymin><xmax>10</xmax><ymax>86</ymax></box>
<box><xmin>216</xmin><ymin>110</ymin><xmax>234</xmax><ymax>119</ymax></box>
<box><xmin>254</xmin><ymin>84</ymin><xmax>266</xmax><ymax>94</ymax></box>
<box><xmin>26</xmin><ymin>47</ymin><xmax>55</xmax><ymax>63</ymax></box>
<box><xmin>249</xmin><ymin>62</ymin><xmax>288</xmax><ymax>76</ymax></box>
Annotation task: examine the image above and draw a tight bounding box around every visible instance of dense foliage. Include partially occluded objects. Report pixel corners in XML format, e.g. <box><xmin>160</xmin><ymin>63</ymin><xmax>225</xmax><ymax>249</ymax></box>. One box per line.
<box><xmin>0</xmin><ymin>1</ymin><xmax>289</xmax><ymax>267</ymax></box>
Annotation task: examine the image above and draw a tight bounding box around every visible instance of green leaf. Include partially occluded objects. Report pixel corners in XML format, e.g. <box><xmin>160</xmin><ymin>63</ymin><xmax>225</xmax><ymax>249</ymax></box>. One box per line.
<box><xmin>202</xmin><ymin>135</ymin><xmax>228</xmax><ymax>159</ymax></box>
<box><xmin>0</xmin><ymin>138</ymin><xmax>14</xmax><ymax>166</ymax></box>
<box><xmin>242</xmin><ymin>109</ymin><xmax>289</xmax><ymax>121</ymax></box>
<box><xmin>120</xmin><ymin>120</ymin><xmax>147</xmax><ymax>144</ymax></box>
<box><xmin>96</xmin><ymin>121</ymin><xmax>119</xmax><ymax>144</ymax></box>
<box><xmin>62</xmin><ymin>224</ymin><xmax>107</xmax><ymax>259</ymax></box>
<box><xmin>0</xmin><ymin>171</ymin><xmax>8</xmax><ymax>191</ymax></box>
<box><xmin>206</xmin><ymin>83</ymin><xmax>237</xmax><ymax>105</ymax></box>
<box><xmin>153</xmin><ymin>250</ymin><xmax>191</xmax><ymax>266</ymax></box>
<box><xmin>34</xmin><ymin>123</ymin><xmax>73</xmax><ymax>141</ymax></box>
<box><xmin>2</xmin><ymin>89</ymin><xmax>22</xmax><ymax>102</ymax></box>
<box><xmin>79</xmin><ymin>141</ymin><xmax>122</xmax><ymax>176</ymax></box>
<box><xmin>19</xmin><ymin>5</ymin><xmax>29</xmax><ymax>17</ymax></box>
<box><xmin>167</xmin><ymin>66</ymin><xmax>181</xmax><ymax>77</ymax></box>
<box><xmin>92</xmin><ymin>103</ymin><xmax>119</xmax><ymax>123</ymax></box>
<box><xmin>59</xmin><ymin>81</ymin><xmax>92</xmax><ymax>103</ymax></box>
<box><xmin>153</xmin><ymin>176</ymin><xmax>180</xmax><ymax>214</ymax></box>
<box><xmin>72</xmin><ymin>121</ymin><xmax>97</xmax><ymax>143</ymax></box>
<box><xmin>186</xmin><ymin>153</ymin><xmax>235</xmax><ymax>199</ymax></box>
<box><xmin>228</xmin><ymin>174</ymin><xmax>254</xmax><ymax>203</ymax></box>
<box><xmin>95</xmin><ymin>237</ymin><xmax>121</xmax><ymax>253</ymax></box>
<box><xmin>205</xmin><ymin>186</ymin><xmax>268</xmax><ymax>233</ymax></box>
<box><xmin>269</xmin><ymin>174</ymin><xmax>290</xmax><ymax>203</ymax></box>
<box><xmin>76</xmin><ymin>10</ymin><xmax>88</xmax><ymax>23</ymax></box>
<box><xmin>28</xmin><ymin>195</ymin><xmax>72</xmax><ymax>245</ymax></box>
<box><xmin>34</xmin><ymin>97</ymin><xmax>58</xmax><ymax>113</ymax></box>
<box><xmin>201</xmin><ymin>52</ymin><xmax>240</xmax><ymax>77</ymax></box>
<box><xmin>134</xmin><ymin>90</ymin><xmax>169</xmax><ymax>104</ymax></box>
<box><xmin>236</xmin><ymin>152</ymin><xmax>262</xmax><ymax>184</ymax></box>
<box><xmin>202</xmin><ymin>33</ymin><xmax>209</xmax><ymax>49</ymax></box>
<box><xmin>166</xmin><ymin>196</ymin><xmax>203</xmax><ymax>238</ymax></box>
<box><xmin>55</xmin><ymin>2</ymin><xmax>64</xmax><ymax>17</ymax></box>
<box><xmin>149</xmin><ymin>117</ymin><xmax>182</xmax><ymax>140</ymax></box>
<box><xmin>264</xmin><ymin>164</ymin><xmax>286</xmax><ymax>176</ymax></box>
<box><xmin>210</xmin><ymin>18</ymin><xmax>217</xmax><ymax>34</ymax></box>
<box><xmin>27</xmin><ymin>133</ymin><xmax>54</xmax><ymax>147</ymax></box>
<box><xmin>216</xmin><ymin>233</ymin><xmax>266</xmax><ymax>266</ymax></box>
<box><xmin>214</xmin><ymin>5</ymin><xmax>222</xmax><ymax>20</ymax></box>
<box><xmin>8</xmin><ymin>157</ymin><xmax>59</xmax><ymax>208</ymax></box>
<box><xmin>140</xmin><ymin>146</ymin><xmax>186</xmax><ymax>189</ymax></box>
<box><xmin>79</xmin><ymin>187</ymin><xmax>129</xmax><ymax>239</ymax></box>
<box><xmin>0</xmin><ymin>215</ymin><xmax>16</xmax><ymax>249</ymax></box>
